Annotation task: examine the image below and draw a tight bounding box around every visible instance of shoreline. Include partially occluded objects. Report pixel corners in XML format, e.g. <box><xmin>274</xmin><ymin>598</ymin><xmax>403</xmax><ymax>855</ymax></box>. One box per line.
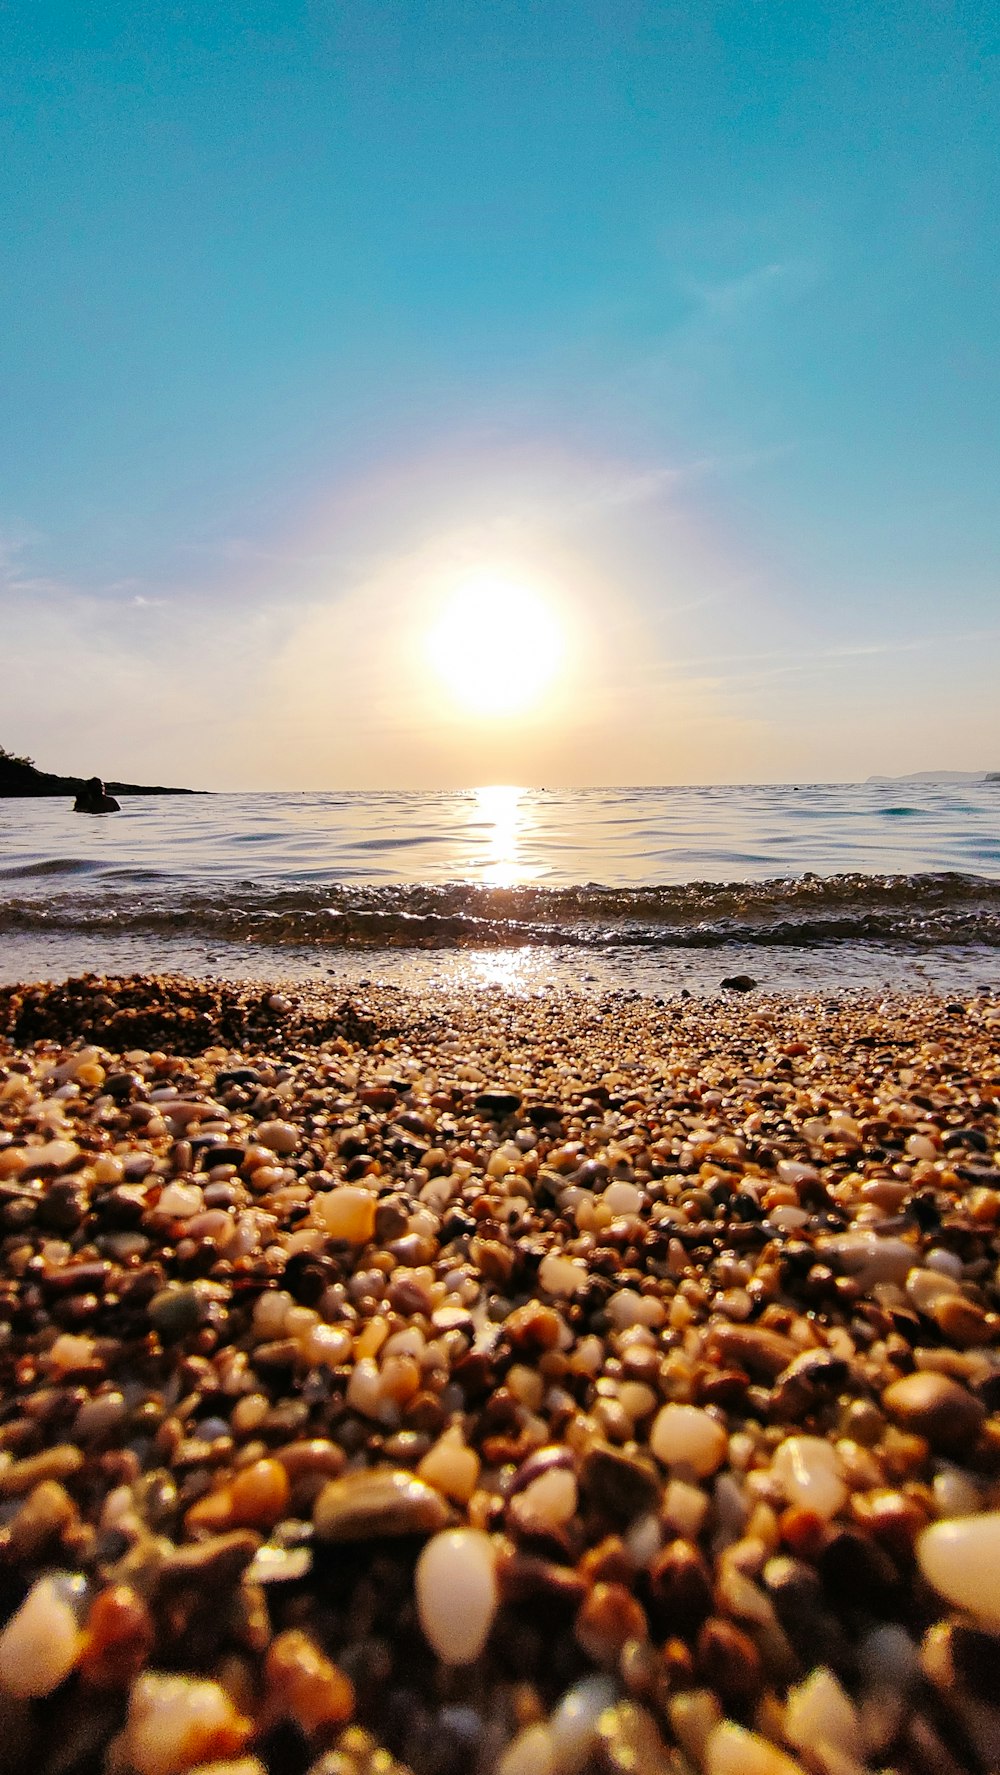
<box><xmin>0</xmin><ymin>972</ymin><xmax>999</xmax><ymax>1772</ymax></box>
<box><xmin>1</xmin><ymin>931</ymin><xmax>999</xmax><ymax>1002</ymax></box>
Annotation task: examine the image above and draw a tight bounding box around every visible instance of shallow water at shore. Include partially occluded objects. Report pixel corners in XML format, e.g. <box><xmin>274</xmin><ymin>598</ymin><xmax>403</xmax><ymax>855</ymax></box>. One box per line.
<box><xmin>3</xmin><ymin>782</ymin><xmax>999</xmax><ymax>994</ymax></box>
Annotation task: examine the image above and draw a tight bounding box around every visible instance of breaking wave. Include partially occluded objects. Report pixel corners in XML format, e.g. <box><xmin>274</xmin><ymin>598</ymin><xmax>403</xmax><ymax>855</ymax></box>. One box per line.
<box><xmin>3</xmin><ymin>872</ymin><xmax>1000</xmax><ymax>953</ymax></box>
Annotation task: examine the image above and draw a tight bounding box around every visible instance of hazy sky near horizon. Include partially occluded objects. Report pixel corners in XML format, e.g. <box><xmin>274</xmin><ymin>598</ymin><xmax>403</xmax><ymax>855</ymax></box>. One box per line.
<box><xmin>2</xmin><ymin>0</ymin><xmax>998</xmax><ymax>790</ymax></box>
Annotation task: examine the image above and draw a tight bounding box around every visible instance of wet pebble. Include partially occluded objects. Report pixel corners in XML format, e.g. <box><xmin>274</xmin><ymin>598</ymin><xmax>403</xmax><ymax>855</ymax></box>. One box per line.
<box><xmin>415</xmin><ymin>1528</ymin><xmax>498</xmax><ymax>1663</ymax></box>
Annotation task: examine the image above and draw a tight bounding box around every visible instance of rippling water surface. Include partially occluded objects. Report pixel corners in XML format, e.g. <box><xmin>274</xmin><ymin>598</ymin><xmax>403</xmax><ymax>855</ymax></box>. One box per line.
<box><xmin>2</xmin><ymin>782</ymin><xmax>999</xmax><ymax>995</ymax></box>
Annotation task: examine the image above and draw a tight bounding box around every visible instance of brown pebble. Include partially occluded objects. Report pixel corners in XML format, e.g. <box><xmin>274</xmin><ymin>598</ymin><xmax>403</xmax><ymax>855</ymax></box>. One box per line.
<box><xmin>0</xmin><ymin>1444</ymin><xmax>84</xmax><ymax>1497</ymax></box>
<box><xmin>503</xmin><ymin>1302</ymin><xmax>563</xmax><ymax>1352</ymax></box>
<box><xmin>4</xmin><ymin>1479</ymin><xmax>77</xmax><ymax>1559</ymax></box>
<box><xmin>273</xmin><ymin>1439</ymin><xmax>346</xmax><ymax>1482</ymax></box>
<box><xmin>930</xmin><ymin>1295</ymin><xmax>991</xmax><ymax>1348</ymax></box>
<box><xmin>578</xmin><ymin>1443</ymin><xmax>660</xmax><ymax>1525</ymax></box>
<box><xmin>79</xmin><ymin>1585</ymin><xmax>155</xmax><ymax>1688</ymax></box>
<box><xmin>575</xmin><ymin>1582</ymin><xmax>648</xmax><ymax>1666</ymax></box>
<box><xmin>696</xmin><ymin>1617</ymin><xmax>763</xmax><ymax>1714</ymax></box>
<box><xmin>882</xmin><ymin>1372</ymin><xmax>986</xmax><ymax>1452</ymax></box>
<box><xmin>578</xmin><ymin>1536</ymin><xmax>635</xmax><ymax>1587</ymax></box>
<box><xmin>647</xmin><ymin>1540</ymin><xmax>714</xmax><ymax>1638</ymax></box>
<box><xmin>707</xmin><ymin>1323</ymin><xmax>797</xmax><ymax>1381</ymax></box>
<box><xmin>265</xmin><ymin>1628</ymin><xmax>355</xmax><ymax>1732</ymax></box>
<box><xmin>158</xmin><ymin>1528</ymin><xmax>262</xmax><ymax>1589</ymax></box>
<box><xmin>313</xmin><ymin>1468</ymin><xmax>450</xmax><ymax>1541</ymax></box>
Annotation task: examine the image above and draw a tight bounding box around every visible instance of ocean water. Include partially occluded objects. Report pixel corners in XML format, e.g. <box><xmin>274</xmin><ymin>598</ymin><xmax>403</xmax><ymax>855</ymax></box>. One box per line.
<box><xmin>2</xmin><ymin>781</ymin><xmax>999</xmax><ymax>997</ymax></box>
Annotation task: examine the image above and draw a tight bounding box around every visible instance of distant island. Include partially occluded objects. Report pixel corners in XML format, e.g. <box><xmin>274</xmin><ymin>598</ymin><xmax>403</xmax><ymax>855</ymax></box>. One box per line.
<box><xmin>866</xmin><ymin>769</ymin><xmax>999</xmax><ymax>785</ymax></box>
<box><xmin>0</xmin><ymin>746</ymin><xmax>201</xmax><ymax>798</ymax></box>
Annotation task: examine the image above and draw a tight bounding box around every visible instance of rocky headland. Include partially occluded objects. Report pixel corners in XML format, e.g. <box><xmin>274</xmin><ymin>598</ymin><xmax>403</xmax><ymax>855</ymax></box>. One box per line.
<box><xmin>0</xmin><ymin>748</ymin><xmax>200</xmax><ymax>798</ymax></box>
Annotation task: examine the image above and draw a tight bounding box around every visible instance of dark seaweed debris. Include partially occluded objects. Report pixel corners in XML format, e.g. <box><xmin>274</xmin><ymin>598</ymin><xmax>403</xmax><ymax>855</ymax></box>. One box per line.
<box><xmin>0</xmin><ymin>974</ymin><xmax>382</xmax><ymax>1056</ymax></box>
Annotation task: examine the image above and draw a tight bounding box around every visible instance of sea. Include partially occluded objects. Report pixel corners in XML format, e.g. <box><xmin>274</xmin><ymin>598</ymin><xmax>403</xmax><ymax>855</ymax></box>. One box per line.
<box><xmin>2</xmin><ymin>780</ymin><xmax>999</xmax><ymax>999</ymax></box>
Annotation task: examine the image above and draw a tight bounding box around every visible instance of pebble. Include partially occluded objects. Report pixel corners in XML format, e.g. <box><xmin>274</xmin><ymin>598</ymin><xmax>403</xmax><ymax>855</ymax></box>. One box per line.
<box><xmin>313</xmin><ymin>1468</ymin><xmax>450</xmax><ymax>1540</ymax></box>
<box><xmin>704</xmin><ymin>1723</ymin><xmax>808</xmax><ymax>1775</ymax></box>
<box><xmin>255</xmin><ymin>1119</ymin><xmax>300</xmax><ymax>1155</ymax></box>
<box><xmin>771</xmin><ymin>1436</ymin><xmax>846</xmax><ymax>1520</ymax></box>
<box><xmin>818</xmin><ymin>1232</ymin><xmax>915</xmax><ymax>1287</ymax></box>
<box><xmin>649</xmin><ymin>1404</ymin><xmax>728</xmax><ymax>1477</ymax></box>
<box><xmin>882</xmin><ymin>1372</ymin><xmax>986</xmax><ymax>1451</ymax></box>
<box><xmin>124</xmin><ymin>1670</ymin><xmax>253</xmax><ymax>1775</ymax></box>
<box><xmin>538</xmin><ymin>1253</ymin><xmax>589</xmax><ymax>1297</ymax></box>
<box><xmin>148</xmin><ymin>1282</ymin><xmax>210</xmax><ymax>1339</ymax></box>
<box><xmin>579</xmin><ymin>1443</ymin><xmax>660</xmax><ymax>1524</ymax></box>
<box><xmin>313</xmin><ymin>1187</ymin><xmax>377</xmax><ymax>1243</ymax></box>
<box><xmin>415</xmin><ymin>1528</ymin><xmax>498</xmax><ymax>1663</ymax></box>
<box><xmin>264</xmin><ymin>1628</ymin><xmax>355</xmax><ymax>1731</ymax></box>
<box><xmin>496</xmin><ymin>1722</ymin><xmax>556</xmax><ymax>1775</ymax></box>
<box><xmin>0</xmin><ymin>1573</ymin><xmax>85</xmax><ymax>1697</ymax></box>
<box><xmin>548</xmin><ymin>1674</ymin><xmax>618</xmax><ymax>1773</ymax></box>
<box><xmin>418</xmin><ymin>1431</ymin><xmax>481</xmax><ymax>1503</ymax></box>
<box><xmin>511</xmin><ymin>1466</ymin><xmax>578</xmax><ymax>1532</ymax></box>
<box><xmin>917</xmin><ymin>1511</ymin><xmax>1000</xmax><ymax>1630</ymax></box>
<box><xmin>783</xmin><ymin>1666</ymin><xmax>863</xmax><ymax>1763</ymax></box>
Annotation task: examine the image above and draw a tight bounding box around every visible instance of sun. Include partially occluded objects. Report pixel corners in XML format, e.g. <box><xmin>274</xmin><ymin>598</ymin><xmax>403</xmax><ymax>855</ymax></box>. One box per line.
<box><xmin>424</xmin><ymin>572</ymin><xmax>567</xmax><ymax>717</ymax></box>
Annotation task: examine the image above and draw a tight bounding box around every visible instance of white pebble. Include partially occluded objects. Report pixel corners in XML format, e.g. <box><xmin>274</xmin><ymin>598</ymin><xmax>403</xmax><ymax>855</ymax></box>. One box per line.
<box><xmin>549</xmin><ymin>1674</ymin><xmax>618</xmax><ymax>1773</ymax></box>
<box><xmin>776</xmin><ymin>1160</ymin><xmax>820</xmax><ymax>1188</ymax></box>
<box><xmin>419</xmin><ymin>1432</ymin><xmax>481</xmax><ymax>1504</ymax></box>
<box><xmin>925</xmin><ymin>1247</ymin><xmax>963</xmax><ymax>1279</ymax></box>
<box><xmin>496</xmin><ymin>1723</ymin><xmax>555</xmax><ymax>1775</ymax></box>
<box><xmin>771</xmin><ymin>1436</ymin><xmax>846</xmax><ymax>1520</ymax></box>
<box><xmin>650</xmin><ymin>1404</ymin><xmax>728</xmax><ymax>1477</ymax></box>
<box><xmin>538</xmin><ymin>1253</ymin><xmax>589</xmax><ymax>1297</ymax></box>
<box><xmin>0</xmin><ymin>1574</ymin><xmax>84</xmax><ymax>1697</ymax></box>
<box><xmin>784</xmin><ymin>1667</ymin><xmax>862</xmax><ymax>1763</ymax></box>
<box><xmin>606</xmin><ymin>1289</ymin><xmax>665</xmax><ymax>1329</ymax></box>
<box><xmin>252</xmin><ymin>1290</ymin><xmax>293</xmax><ymax>1339</ymax></box>
<box><xmin>905</xmin><ymin>1268</ymin><xmax>961</xmax><ymax>1313</ymax></box>
<box><xmin>415</xmin><ymin>1528</ymin><xmax>498</xmax><ymax>1664</ymax></box>
<box><xmin>705</xmin><ymin>1722</ymin><xmax>808</xmax><ymax>1775</ymax></box>
<box><xmin>662</xmin><ymin>1478</ymin><xmax>709</xmax><ymax>1538</ymax></box>
<box><xmin>917</xmin><ymin>1511</ymin><xmax>1000</xmax><ymax>1630</ymax></box>
<box><xmin>255</xmin><ymin>1119</ymin><xmax>299</xmax><ymax>1155</ymax></box>
<box><xmin>125</xmin><ymin>1671</ymin><xmax>251</xmax><ymax>1775</ymax></box>
<box><xmin>819</xmin><ymin>1232</ymin><xmax>915</xmax><ymax>1287</ymax></box>
<box><xmin>346</xmin><ymin>1357</ymin><xmax>383</xmax><ymax>1418</ymax></box>
<box><xmin>157</xmin><ymin>1182</ymin><xmax>204</xmax><ymax>1220</ymax></box>
<box><xmin>602</xmin><ymin>1182</ymin><xmax>643</xmax><ymax>1216</ymax></box>
<box><xmin>767</xmin><ymin>1206</ymin><xmax>810</xmax><ymax>1231</ymax></box>
<box><xmin>305</xmin><ymin>1323</ymin><xmax>353</xmax><ymax>1367</ymax></box>
<box><xmin>512</xmin><ymin>1468</ymin><xmax>578</xmax><ymax>1531</ymax></box>
<box><xmin>25</xmin><ymin>1138</ymin><xmax>81</xmax><ymax>1170</ymax></box>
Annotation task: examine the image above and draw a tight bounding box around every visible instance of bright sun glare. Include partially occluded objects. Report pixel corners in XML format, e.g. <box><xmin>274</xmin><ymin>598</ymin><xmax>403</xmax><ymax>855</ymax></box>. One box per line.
<box><xmin>425</xmin><ymin>572</ymin><xmax>566</xmax><ymax>717</ymax></box>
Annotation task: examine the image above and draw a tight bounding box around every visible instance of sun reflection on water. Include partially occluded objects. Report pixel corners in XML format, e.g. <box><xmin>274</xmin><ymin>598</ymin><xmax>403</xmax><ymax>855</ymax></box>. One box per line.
<box><xmin>470</xmin><ymin>784</ymin><xmax>537</xmax><ymax>886</ymax></box>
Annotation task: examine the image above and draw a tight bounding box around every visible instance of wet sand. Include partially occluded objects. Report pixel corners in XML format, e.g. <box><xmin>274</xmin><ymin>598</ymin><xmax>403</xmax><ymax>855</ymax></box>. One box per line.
<box><xmin>0</xmin><ymin>972</ymin><xmax>998</xmax><ymax>1775</ymax></box>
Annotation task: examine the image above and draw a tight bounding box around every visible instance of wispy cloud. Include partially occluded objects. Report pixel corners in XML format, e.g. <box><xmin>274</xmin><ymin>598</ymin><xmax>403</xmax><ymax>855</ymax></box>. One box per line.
<box><xmin>685</xmin><ymin>258</ymin><xmax>817</xmax><ymax>322</ymax></box>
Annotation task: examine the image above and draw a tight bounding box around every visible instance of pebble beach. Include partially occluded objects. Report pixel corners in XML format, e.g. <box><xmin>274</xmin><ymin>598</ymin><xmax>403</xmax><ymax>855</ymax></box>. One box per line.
<box><xmin>0</xmin><ymin>971</ymin><xmax>999</xmax><ymax>1775</ymax></box>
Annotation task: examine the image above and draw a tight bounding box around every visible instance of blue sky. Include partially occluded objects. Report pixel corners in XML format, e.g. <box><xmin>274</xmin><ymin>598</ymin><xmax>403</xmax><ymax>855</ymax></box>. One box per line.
<box><xmin>2</xmin><ymin>0</ymin><xmax>998</xmax><ymax>787</ymax></box>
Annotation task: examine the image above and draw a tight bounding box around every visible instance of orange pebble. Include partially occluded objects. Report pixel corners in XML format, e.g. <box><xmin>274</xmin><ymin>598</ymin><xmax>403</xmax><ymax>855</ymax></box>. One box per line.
<box><xmin>185</xmin><ymin>1485</ymin><xmax>237</xmax><ymax>1534</ymax></box>
<box><xmin>779</xmin><ymin>1505</ymin><xmax>828</xmax><ymax>1559</ymax></box>
<box><xmin>80</xmin><ymin>1585</ymin><xmax>155</xmax><ymax>1688</ymax></box>
<box><xmin>229</xmin><ymin>1458</ymin><xmax>291</xmax><ymax>1528</ymax></box>
<box><xmin>265</xmin><ymin>1629</ymin><xmax>355</xmax><ymax>1733</ymax></box>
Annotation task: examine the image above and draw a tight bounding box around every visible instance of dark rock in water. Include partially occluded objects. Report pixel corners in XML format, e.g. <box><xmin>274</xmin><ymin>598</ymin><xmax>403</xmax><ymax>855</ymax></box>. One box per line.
<box><xmin>721</xmin><ymin>974</ymin><xmax>758</xmax><ymax>992</ymax></box>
